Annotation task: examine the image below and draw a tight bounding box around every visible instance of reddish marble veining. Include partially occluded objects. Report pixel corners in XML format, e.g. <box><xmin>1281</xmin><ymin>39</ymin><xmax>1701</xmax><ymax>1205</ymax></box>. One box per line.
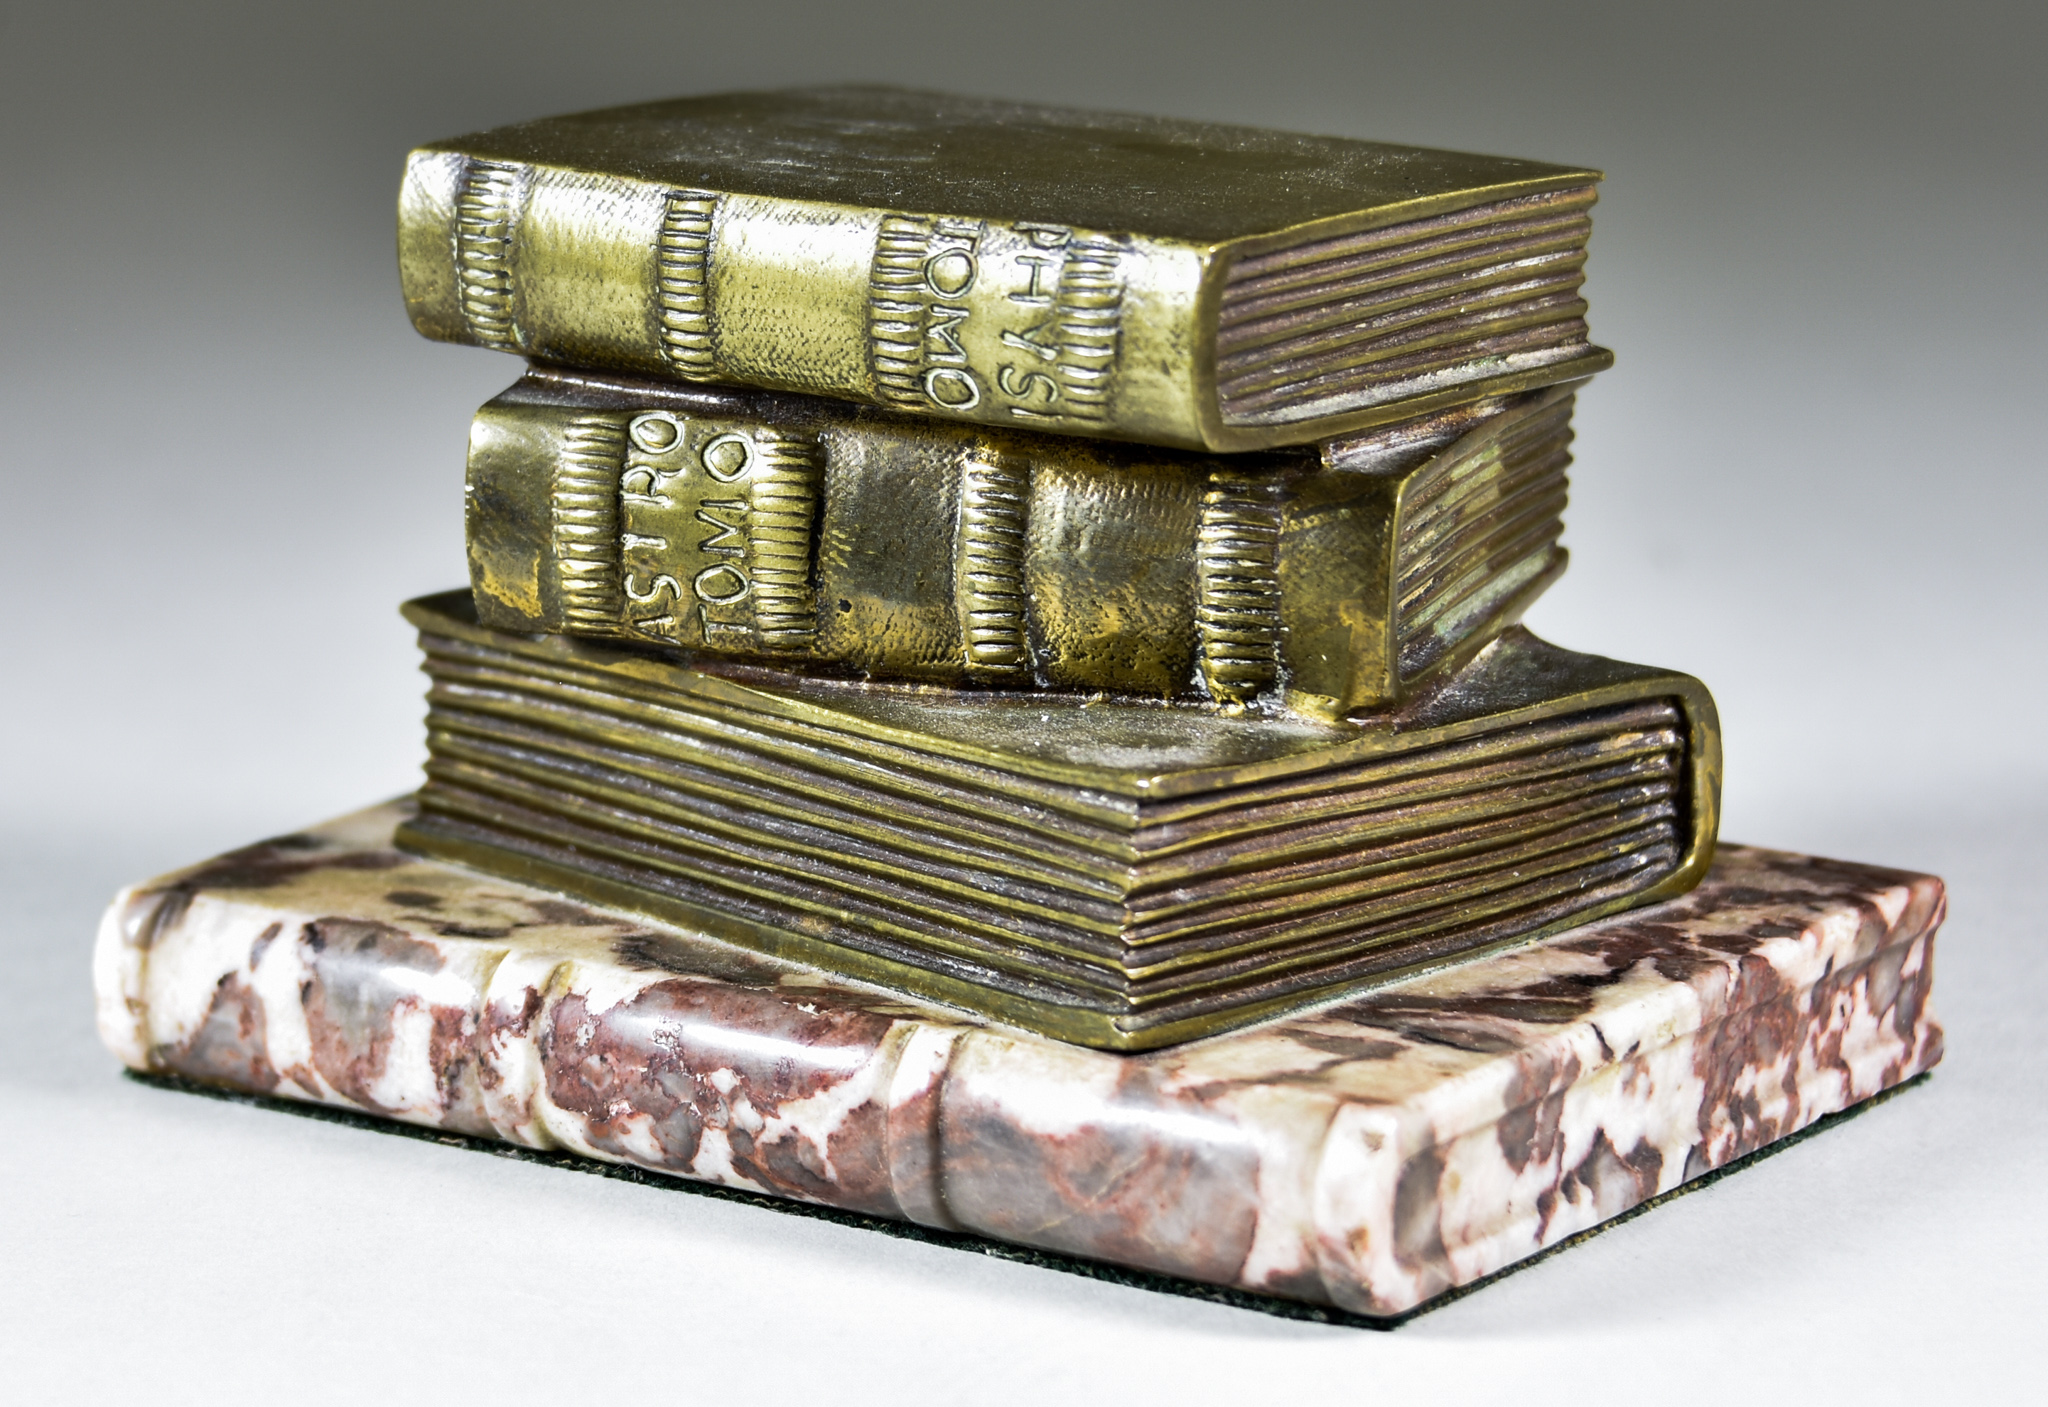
<box><xmin>94</xmin><ymin>801</ymin><xmax>1943</xmax><ymax>1316</ymax></box>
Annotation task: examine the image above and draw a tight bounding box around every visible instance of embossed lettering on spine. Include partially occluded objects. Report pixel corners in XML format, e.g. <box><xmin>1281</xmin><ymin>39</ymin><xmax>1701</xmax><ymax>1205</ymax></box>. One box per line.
<box><xmin>861</xmin><ymin>214</ymin><xmax>1126</xmax><ymax>435</ymax></box>
<box><xmin>556</xmin><ymin>411</ymin><xmax>826</xmax><ymax>655</ymax></box>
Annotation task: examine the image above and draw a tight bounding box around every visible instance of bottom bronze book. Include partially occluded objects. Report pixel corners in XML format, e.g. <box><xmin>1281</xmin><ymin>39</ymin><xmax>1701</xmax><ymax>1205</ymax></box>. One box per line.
<box><xmin>397</xmin><ymin>590</ymin><xmax>1721</xmax><ymax>1050</ymax></box>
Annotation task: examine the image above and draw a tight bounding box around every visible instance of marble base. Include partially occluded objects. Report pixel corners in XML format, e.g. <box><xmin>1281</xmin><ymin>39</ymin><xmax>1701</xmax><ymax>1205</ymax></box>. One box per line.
<box><xmin>94</xmin><ymin>799</ymin><xmax>1943</xmax><ymax>1318</ymax></box>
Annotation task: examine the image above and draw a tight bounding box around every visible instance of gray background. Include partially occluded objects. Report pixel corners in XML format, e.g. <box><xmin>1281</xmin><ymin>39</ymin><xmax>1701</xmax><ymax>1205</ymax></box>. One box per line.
<box><xmin>2</xmin><ymin>0</ymin><xmax>2041</xmax><ymax>1398</ymax></box>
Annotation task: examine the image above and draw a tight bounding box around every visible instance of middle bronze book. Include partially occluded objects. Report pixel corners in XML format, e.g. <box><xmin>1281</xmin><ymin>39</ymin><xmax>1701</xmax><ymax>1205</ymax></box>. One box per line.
<box><xmin>468</xmin><ymin>367</ymin><xmax>1581</xmax><ymax>716</ymax></box>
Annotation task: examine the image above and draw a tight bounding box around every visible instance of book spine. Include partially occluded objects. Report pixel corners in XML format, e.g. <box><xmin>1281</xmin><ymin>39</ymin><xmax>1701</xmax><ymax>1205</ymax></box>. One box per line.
<box><xmin>467</xmin><ymin>391</ymin><xmax>1340</xmax><ymax>704</ymax></box>
<box><xmin>399</xmin><ymin>151</ymin><xmax>1212</xmax><ymax>448</ymax></box>
<box><xmin>464</xmin><ymin>378</ymin><xmax>1581</xmax><ymax>713</ymax></box>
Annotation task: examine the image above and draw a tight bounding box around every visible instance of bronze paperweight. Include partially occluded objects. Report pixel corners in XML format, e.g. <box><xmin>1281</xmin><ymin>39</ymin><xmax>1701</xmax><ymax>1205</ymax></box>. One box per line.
<box><xmin>95</xmin><ymin>87</ymin><xmax>1942</xmax><ymax>1324</ymax></box>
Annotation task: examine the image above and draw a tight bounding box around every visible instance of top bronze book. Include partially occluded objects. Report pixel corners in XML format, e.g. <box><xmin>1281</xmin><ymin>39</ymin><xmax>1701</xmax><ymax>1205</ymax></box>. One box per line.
<box><xmin>400</xmin><ymin>87</ymin><xmax>1610</xmax><ymax>452</ymax></box>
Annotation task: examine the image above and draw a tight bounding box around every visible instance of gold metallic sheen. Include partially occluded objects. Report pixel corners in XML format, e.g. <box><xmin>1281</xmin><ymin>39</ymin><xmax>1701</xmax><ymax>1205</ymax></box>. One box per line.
<box><xmin>466</xmin><ymin>368</ymin><xmax>1580</xmax><ymax>715</ymax></box>
<box><xmin>400</xmin><ymin>87</ymin><xmax>1610</xmax><ymax>451</ymax></box>
<box><xmin>393</xmin><ymin>591</ymin><xmax>1720</xmax><ymax>1051</ymax></box>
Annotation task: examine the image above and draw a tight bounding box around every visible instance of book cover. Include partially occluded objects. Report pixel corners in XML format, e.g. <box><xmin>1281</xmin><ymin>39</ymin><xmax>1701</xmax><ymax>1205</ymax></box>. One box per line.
<box><xmin>401</xmin><ymin>87</ymin><xmax>1612</xmax><ymax>451</ymax></box>
<box><xmin>468</xmin><ymin>368</ymin><xmax>1581</xmax><ymax>715</ymax></box>
<box><xmin>397</xmin><ymin>592</ymin><xmax>1720</xmax><ymax>1048</ymax></box>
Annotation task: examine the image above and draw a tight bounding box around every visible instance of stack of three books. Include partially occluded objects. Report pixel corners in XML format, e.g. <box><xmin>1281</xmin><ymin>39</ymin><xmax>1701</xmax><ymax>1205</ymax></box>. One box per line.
<box><xmin>388</xmin><ymin>87</ymin><xmax>1721</xmax><ymax>1052</ymax></box>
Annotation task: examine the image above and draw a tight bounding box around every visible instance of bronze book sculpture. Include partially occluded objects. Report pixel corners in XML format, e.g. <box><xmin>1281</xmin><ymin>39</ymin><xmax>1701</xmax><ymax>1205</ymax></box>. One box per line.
<box><xmin>98</xmin><ymin>85</ymin><xmax>1948</xmax><ymax>1325</ymax></box>
<box><xmin>401</xmin><ymin>87</ymin><xmax>1611</xmax><ymax>451</ymax></box>
<box><xmin>399</xmin><ymin>90</ymin><xmax>1700</xmax><ymax>1045</ymax></box>
<box><xmin>467</xmin><ymin>369</ymin><xmax>1583</xmax><ymax>715</ymax></box>
<box><xmin>395</xmin><ymin>592</ymin><xmax>1719</xmax><ymax>1049</ymax></box>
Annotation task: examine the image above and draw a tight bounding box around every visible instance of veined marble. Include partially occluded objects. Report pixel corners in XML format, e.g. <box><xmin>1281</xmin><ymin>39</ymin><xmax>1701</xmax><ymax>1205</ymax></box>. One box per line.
<box><xmin>94</xmin><ymin>799</ymin><xmax>1943</xmax><ymax>1317</ymax></box>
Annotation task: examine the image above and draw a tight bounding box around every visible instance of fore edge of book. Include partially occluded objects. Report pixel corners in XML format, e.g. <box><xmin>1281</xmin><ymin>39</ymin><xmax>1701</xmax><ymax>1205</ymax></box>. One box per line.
<box><xmin>397</xmin><ymin>147</ymin><xmax>1217</xmax><ymax>450</ymax></box>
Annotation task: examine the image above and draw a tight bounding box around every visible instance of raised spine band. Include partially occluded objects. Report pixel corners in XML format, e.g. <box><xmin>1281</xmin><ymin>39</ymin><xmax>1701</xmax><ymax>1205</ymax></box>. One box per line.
<box><xmin>656</xmin><ymin>191</ymin><xmax>719</xmax><ymax>378</ymax></box>
<box><xmin>955</xmin><ymin>450</ymin><xmax>1033</xmax><ymax>679</ymax></box>
<box><xmin>1195</xmin><ymin>470</ymin><xmax>1284</xmax><ymax>703</ymax></box>
<box><xmin>550</xmin><ymin>414</ymin><xmax>630</xmax><ymax>634</ymax></box>
<box><xmin>745</xmin><ymin>430</ymin><xmax>823</xmax><ymax>652</ymax></box>
<box><xmin>1050</xmin><ymin>235</ymin><xmax>1124</xmax><ymax>424</ymax></box>
<box><xmin>453</xmin><ymin>159</ymin><xmax>524</xmax><ymax>351</ymax></box>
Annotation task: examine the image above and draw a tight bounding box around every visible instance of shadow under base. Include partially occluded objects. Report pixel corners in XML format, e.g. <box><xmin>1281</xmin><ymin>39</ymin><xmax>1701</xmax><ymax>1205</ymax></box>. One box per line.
<box><xmin>124</xmin><ymin>1068</ymin><xmax>1931</xmax><ymax>1330</ymax></box>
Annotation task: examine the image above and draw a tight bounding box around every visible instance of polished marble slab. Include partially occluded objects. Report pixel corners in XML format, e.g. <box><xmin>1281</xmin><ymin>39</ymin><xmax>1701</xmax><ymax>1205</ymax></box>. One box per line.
<box><xmin>94</xmin><ymin>799</ymin><xmax>1942</xmax><ymax>1317</ymax></box>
